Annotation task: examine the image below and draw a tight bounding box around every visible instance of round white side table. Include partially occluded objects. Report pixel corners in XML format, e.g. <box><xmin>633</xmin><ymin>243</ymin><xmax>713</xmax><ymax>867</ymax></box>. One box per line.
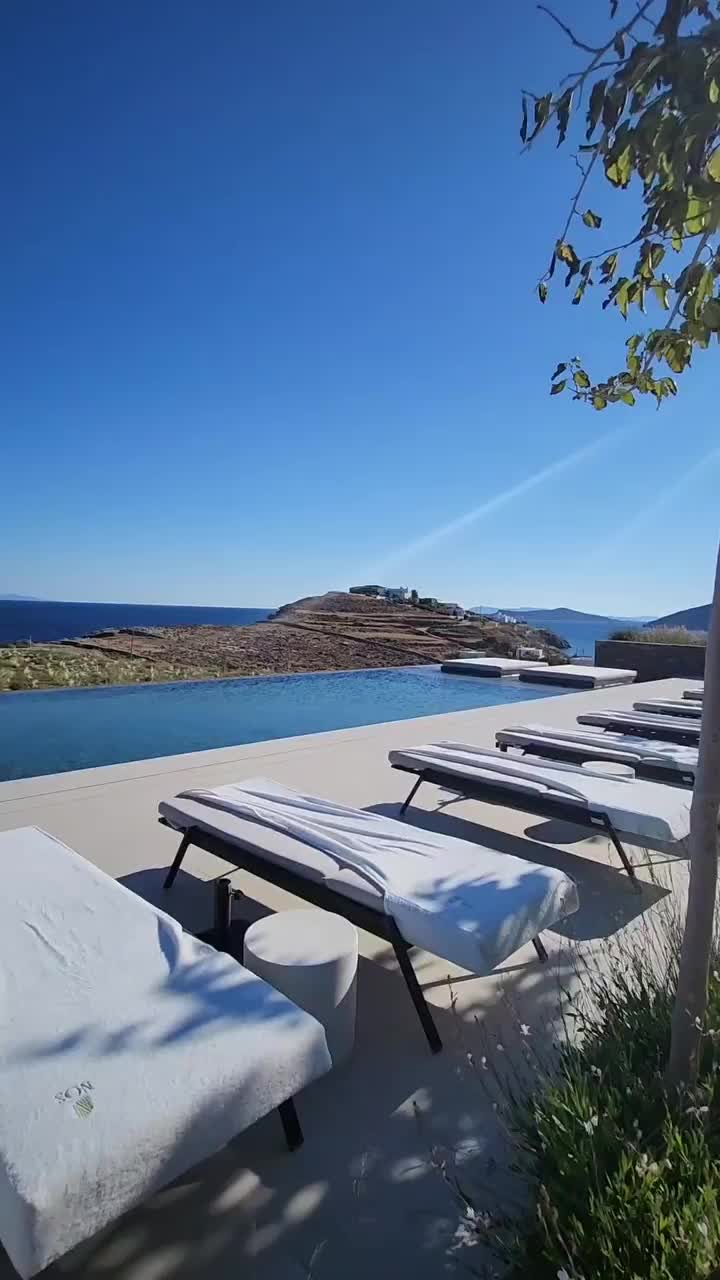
<box><xmin>243</xmin><ymin>910</ymin><xmax>358</xmax><ymax>1065</ymax></box>
<box><xmin>581</xmin><ymin>760</ymin><xmax>636</xmax><ymax>779</ymax></box>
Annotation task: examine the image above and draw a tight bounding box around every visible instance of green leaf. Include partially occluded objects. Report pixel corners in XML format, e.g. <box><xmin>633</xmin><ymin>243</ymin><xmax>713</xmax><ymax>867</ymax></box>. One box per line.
<box><xmin>703</xmin><ymin>298</ymin><xmax>720</xmax><ymax>330</ymax></box>
<box><xmin>555</xmin><ymin>89</ymin><xmax>573</xmax><ymax>146</ymax></box>
<box><xmin>600</xmin><ymin>252</ymin><xmax>619</xmax><ymax>281</ymax></box>
<box><xmin>593</xmin><ymin>395</ymin><xmax>607</xmax><ymax>410</ymax></box>
<box><xmin>616</xmin><ymin>280</ymin><xmax>632</xmax><ymax>319</ymax></box>
<box><xmin>575</xmin><ymin>369</ymin><xmax>590</xmax><ymax>388</ymax></box>
<box><xmin>530</xmin><ymin>93</ymin><xmax>552</xmax><ymax>142</ymax></box>
<box><xmin>606</xmin><ymin>144</ymin><xmax>633</xmax><ymax>188</ymax></box>
<box><xmin>672</xmin><ymin>234</ymin><xmax>683</xmax><ymax>252</ymax></box>
<box><xmin>582</xmin><ymin>209</ymin><xmax>603</xmax><ymax>229</ymax></box>
<box><xmin>621</xmin><ymin>391</ymin><xmax>636</xmax><ymax>405</ymax></box>
<box><xmin>710</xmin><ymin>78</ymin><xmax>719</xmax><ymax>104</ymax></box>
<box><xmin>538</xmin><ymin>281</ymin><xmax>548</xmax><ymax>303</ymax></box>
<box><xmin>685</xmin><ymin>197</ymin><xmax>709</xmax><ymax>233</ymax></box>
<box><xmin>557</xmin><ymin>241</ymin><xmax>581</xmax><ymax>272</ymax></box>
<box><xmin>613</xmin><ymin>32</ymin><xmax>625</xmax><ymax>58</ymax></box>
<box><xmin>550</xmin><ymin>379</ymin><xmax>567</xmax><ymax>395</ymax></box>
<box><xmin>551</xmin><ymin>362</ymin><xmax>567</xmax><ymax>380</ymax></box>
<box><xmin>586</xmin><ymin>79</ymin><xmax>607</xmax><ymax>140</ymax></box>
<box><xmin>708</xmin><ymin>149</ymin><xmax>720</xmax><ymax>183</ymax></box>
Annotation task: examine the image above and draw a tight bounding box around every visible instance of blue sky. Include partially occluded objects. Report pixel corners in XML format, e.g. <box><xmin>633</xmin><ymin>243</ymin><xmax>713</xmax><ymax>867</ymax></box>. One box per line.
<box><xmin>3</xmin><ymin>0</ymin><xmax>718</xmax><ymax>615</ymax></box>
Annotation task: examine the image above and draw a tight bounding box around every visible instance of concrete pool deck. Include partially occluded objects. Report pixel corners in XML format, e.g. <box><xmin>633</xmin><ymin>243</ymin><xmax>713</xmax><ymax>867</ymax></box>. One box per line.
<box><xmin>0</xmin><ymin>676</ymin><xmax>699</xmax><ymax>1279</ymax></box>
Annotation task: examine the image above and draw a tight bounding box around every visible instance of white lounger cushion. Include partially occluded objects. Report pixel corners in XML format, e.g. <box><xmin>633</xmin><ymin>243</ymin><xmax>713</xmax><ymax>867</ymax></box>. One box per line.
<box><xmin>388</xmin><ymin>743</ymin><xmax>691</xmax><ymax>845</ymax></box>
<box><xmin>160</xmin><ymin>780</ymin><xmax>578</xmax><ymax>979</ymax></box>
<box><xmin>496</xmin><ymin>723</ymin><xmax>698</xmax><ymax>775</ymax></box>
<box><xmin>0</xmin><ymin>827</ymin><xmax>331</xmax><ymax>1279</ymax></box>
<box><xmin>441</xmin><ymin>657</ymin><xmax>544</xmax><ymax>676</ymax></box>
<box><xmin>518</xmin><ymin>664</ymin><xmax>636</xmax><ymax>687</ymax></box>
<box><xmin>579</xmin><ymin>709</ymin><xmax>701</xmax><ymax>739</ymax></box>
<box><xmin>634</xmin><ymin>699</ymin><xmax>702</xmax><ymax>718</ymax></box>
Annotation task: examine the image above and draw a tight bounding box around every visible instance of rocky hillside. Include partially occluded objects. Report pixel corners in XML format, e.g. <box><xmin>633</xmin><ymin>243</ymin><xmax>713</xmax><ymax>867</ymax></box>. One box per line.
<box><xmin>2</xmin><ymin>591</ymin><xmax>568</xmax><ymax>690</ymax></box>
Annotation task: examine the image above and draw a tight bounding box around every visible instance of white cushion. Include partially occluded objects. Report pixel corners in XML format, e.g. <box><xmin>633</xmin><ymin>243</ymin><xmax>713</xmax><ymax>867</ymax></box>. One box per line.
<box><xmin>389</xmin><ymin>743</ymin><xmax>691</xmax><ymax>845</ymax></box>
<box><xmin>0</xmin><ymin>827</ymin><xmax>331</xmax><ymax>1278</ymax></box>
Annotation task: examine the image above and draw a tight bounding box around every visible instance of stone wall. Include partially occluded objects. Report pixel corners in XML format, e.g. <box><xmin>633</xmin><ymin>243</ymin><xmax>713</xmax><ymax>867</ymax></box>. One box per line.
<box><xmin>595</xmin><ymin>639</ymin><xmax>706</xmax><ymax>682</ymax></box>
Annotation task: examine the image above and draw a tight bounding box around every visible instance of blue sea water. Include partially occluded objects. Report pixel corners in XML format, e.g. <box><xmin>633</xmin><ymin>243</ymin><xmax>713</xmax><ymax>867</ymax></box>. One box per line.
<box><xmin>0</xmin><ymin>665</ymin><xmax>564</xmax><ymax>782</ymax></box>
<box><xmin>515</xmin><ymin>617</ymin><xmax>626</xmax><ymax>656</ymax></box>
<box><xmin>0</xmin><ymin>600</ymin><xmax>272</xmax><ymax>645</ymax></box>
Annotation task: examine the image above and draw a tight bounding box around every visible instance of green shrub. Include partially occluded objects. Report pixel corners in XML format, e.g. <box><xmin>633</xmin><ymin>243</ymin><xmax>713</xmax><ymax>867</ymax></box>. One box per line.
<box><xmin>610</xmin><ymin>625</ymin><xmax>706</xmax><ymax>645</ymax></box>
<box><xmin>445</xmin><ymin>915</ymin><xmax>720</xmax><ymax>1279</ymax></box>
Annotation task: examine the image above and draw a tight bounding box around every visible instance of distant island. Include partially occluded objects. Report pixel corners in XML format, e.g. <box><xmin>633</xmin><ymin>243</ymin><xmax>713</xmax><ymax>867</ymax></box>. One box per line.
<box><xmin>0</xmin><ymin>594</ymin><xmax>45</xmax><ymax>602</ymax></box>
<box><xmin>0</xmin><ymin>590</ymin><xmax>568</xmax><ymax>692</ymax></box>
<box><xmin>647</xmin><ymin>602</ymin><xmax>711</xmax><ymax>631</ymax></box>
<box><xmin>471</xmin><ymin>605</ymin><xmax>648</xmax><ymax>625</ymax></box>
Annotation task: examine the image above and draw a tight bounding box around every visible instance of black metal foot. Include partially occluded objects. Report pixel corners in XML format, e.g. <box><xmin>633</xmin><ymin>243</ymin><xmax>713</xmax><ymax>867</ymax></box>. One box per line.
<box><xmin>278</xmin><ymin>1098</ymin><xmax>304</xmax><ymax>1151</ymax></box>
<box><xmin>604</xmin><ymin>817</ymin><xmax>640</xmax><ymax>889</ymax></box>
<box><xmin>163</xmin><ymin>832</ymin><xmax>191</xmax><ymax>889</ymax></box>
<box><xmin>400</xmin><ymin>775</ymin><xmax>424</xmax><ymax>816</ymax></box>
<box><xmin>532</xmin><ymin>936</ymin><xmax>548</xmax><ymax>963</ymax></box>
<box><xmin>392</xmin><ymin>939</ymin><xmax>442</xmax><ymax>1053</ymax></box>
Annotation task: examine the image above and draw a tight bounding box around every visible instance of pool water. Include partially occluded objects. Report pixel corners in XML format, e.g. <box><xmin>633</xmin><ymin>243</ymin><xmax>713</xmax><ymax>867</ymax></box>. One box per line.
<box><xmin>0</xmin><ymin>665</ymin><xmax>563</xmax><ymax>782</ymax></box>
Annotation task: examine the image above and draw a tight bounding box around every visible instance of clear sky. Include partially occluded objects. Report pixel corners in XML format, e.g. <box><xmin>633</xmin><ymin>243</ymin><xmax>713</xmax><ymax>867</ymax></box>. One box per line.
<box><xmin>3</xmin><ymin>1</ymin><xmax>718</xmax><ymax>615</ymax></box>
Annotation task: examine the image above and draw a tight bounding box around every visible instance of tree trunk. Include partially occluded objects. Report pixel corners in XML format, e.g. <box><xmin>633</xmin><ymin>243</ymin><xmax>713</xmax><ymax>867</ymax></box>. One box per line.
<box><xmin>666</xmin><ymin>538</ymin><xmax>720</xmax><ymax>1090</ymax></box>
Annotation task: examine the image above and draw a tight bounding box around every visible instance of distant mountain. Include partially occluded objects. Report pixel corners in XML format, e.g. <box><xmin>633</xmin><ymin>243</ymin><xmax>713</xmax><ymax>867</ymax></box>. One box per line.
<box><xmin>647</xmin><ymin>603</ymin><xmax>711</xmax><ymax>631</ymax></box>
<box><xmin>0</xmin><ymin>594</ymin><xmax>44</xmax><ymax>601</ymax></box>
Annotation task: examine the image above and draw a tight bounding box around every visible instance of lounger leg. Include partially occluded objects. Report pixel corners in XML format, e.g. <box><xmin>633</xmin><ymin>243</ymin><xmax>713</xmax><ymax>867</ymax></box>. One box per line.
<box><xmin>213</xmin><ymin>877</ymin><xmax>234</xmax><ymax>945</ymax></box>
<box><xmin>532</xmin><ymin>936</ymin><xmax>548</xmax><ymax>963</ymax></box>
<box><xmin>163</xmin><ymin>832</ymin><xmax>192</xmax><ymax>889</ymax></box>
<box><xmin>392</xmin><ymin>939</ymin><xmax>443</xmax><ymax>1053</ymax></box>
<box><xmin>278</xmin><ymin>1098</ymin><xmax>304</xmax><ymax>1151</ymax></box>
<box><xmin>400</xmin><ymin>775</ymin><xmax>424</xmax><ymax>816</ymax></box>
<box><xmin>602</xmin><ymin>816</ymin><xmax>640</xmax><ymax>888</ymax></box>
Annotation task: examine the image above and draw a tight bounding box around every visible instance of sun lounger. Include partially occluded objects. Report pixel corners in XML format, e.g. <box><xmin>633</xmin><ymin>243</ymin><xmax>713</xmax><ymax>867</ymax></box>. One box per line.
<box><xmin>160</xmin><ymin>778</ymin><xmax>579</xmax><ymax>1055</ymax></box>
<box><xmin>633</xmin><ymin>698</ymin><xmax>702</xmax><ymax>718</ymax></box>
<box><xmin>578</xmin><ymin>708</ymin><xmax>701</xmax><ymax>743</ymax></box>
<box><xmin>440</xmin><ymin>656</ymin><xmax>545</xmax><ymax>677</ymax></box>
<box><xmin>494</xmin><ymin>723</ymin><xmax>696</xmax><ymax>787</ymax></box>
<box><xmin>683</xmin><ymin>688</ymin><xmax>703</xmax><ymax>701</ymax></box>
<box><xmin>388</xmin><ymin>742</ymin><xmax>691</xmax><ymax>881</ymax></box>
<box><xmin>0</xmin><ymin>827</ymin><xmax>332</xmax><ymax>1279</ymax></box>
<box><xmin>517</xmin><ymin>663</ymin><xmax>636</xmax><ymax>688</ymax></box>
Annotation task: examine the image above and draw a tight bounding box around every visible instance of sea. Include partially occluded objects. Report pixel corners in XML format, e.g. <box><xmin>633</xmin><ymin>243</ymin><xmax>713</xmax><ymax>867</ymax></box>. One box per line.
<box><xmin>0</xmin><ymin>600</ymin><xmax>272</xmax><ymax>646</ymax></box>
<box><xmin>515</xmin><ymin>616</ymin><xmax>628</xmax><ymax>657</ymax></box>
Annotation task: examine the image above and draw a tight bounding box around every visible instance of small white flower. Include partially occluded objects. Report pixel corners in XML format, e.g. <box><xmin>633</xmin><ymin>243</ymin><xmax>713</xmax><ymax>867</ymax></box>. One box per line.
<box><xmin>582</xmin><ymin>1115</ymin><xmax>598</xmax><ymax>1135</ymax></box>
<box><xmin>520</xmin><ymin>1023</ymin><xmax>531</xmax><ymax>1037</ymax></box>
<box><xmin>496</xmin><ymin>1043</ymin><xmax>505</xmax><ymax>1053</ymax></box>
<box><xmin>480</xmin><ymin>1056</ymin><xmax>488</xmax><ymax>1069</ymax></box>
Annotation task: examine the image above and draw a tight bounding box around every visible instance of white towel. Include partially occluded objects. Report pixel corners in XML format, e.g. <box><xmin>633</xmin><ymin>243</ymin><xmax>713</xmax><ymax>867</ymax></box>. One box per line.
<box><xmin>178</xmin><ymin>780</ymin><xmax>578</xmax><ymax>977</ymax></box>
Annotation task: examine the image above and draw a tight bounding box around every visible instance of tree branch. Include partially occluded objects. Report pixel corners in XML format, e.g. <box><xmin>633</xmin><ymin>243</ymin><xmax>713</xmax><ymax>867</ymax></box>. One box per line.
<box><xmin>537</xmin><ymin>5</ymin><xmax>604</xmax><ymax>53</ymax></box>
<box><xmin>540</xmin><ymin>142</ymin><xmax>605</xmax><ymax>282</ymax></box>
<box><xmin>526</xmin><ymin>0</ymin><xmax>658</xmax><ymax>150</ymax></box>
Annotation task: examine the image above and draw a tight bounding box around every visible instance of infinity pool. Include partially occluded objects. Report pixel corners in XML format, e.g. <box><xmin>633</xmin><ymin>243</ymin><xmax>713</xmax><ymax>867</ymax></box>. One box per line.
<box><xmin>0</xmin><ymin>665</ymin><xmax>565</xmax><ymax>782</ymax></box>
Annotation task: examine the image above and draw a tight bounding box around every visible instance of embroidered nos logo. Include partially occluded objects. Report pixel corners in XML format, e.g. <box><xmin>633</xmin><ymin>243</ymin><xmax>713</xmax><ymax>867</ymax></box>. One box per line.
<box><xmin>55</xmin><ymin>1082</ymin><xmax>95</xmax><ymax>1119</ymax></box>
